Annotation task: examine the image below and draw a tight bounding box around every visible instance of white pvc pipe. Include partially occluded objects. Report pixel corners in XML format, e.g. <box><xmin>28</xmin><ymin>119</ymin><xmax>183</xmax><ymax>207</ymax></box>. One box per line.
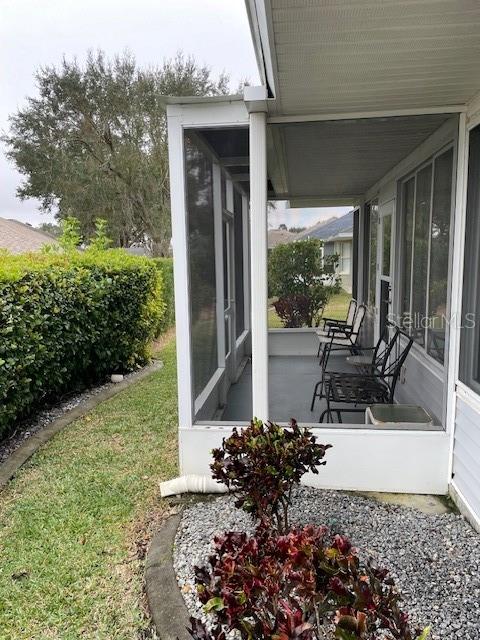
<box><xmin>160</xmin><ymin>475</ymin><xmax>228</xmax><ymax>498</ymax></box>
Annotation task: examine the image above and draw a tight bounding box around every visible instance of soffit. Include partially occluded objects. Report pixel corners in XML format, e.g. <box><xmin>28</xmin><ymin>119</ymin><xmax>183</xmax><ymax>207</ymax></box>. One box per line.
<box><xmin>264</xmin><ymin>0</ymin><xmax>480</xmax><ymax>115</ymax></box>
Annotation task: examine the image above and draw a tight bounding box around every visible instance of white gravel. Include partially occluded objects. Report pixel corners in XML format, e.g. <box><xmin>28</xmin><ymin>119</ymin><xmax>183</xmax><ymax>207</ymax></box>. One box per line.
<box><xmin>173</xmin><ymin>487</ymin><xmax>480</xmax><ymax>640</ymax></box>
<box><xmin>0</xmin><ymin>369</ymin><xmax>140</xmax><ymax>464</ymax></box>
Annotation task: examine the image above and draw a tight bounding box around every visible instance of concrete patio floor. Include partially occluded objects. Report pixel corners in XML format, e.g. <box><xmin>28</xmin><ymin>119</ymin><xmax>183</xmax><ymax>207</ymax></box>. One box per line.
<box><xmin>222</xmin><ymin>355</ymin><xmax>363</xmax><ymax>424</ymax></box>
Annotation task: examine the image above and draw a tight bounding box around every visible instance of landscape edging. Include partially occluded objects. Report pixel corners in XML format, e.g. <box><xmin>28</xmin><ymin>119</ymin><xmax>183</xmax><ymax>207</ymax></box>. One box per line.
<box><xmin>0</xmin><ymin>360</ymin><xmax>163</xmax><ymax>489</ymax></box>
<box><xmin>145</xmin><ymin>511</ymin><xmax>191</xmax><ymax>640</ymax></box>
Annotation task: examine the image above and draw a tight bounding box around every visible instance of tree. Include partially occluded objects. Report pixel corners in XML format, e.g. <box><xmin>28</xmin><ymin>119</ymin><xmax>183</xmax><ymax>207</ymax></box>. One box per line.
<box><xmin>3</xmin><ymin>51</ymin><xmax>229</xmax><ymax>256</ymax></box>
<box><xmin>268</xmin><ymin>238</ymin><xmax>340</xmax><ymax>327</ymax></box>
<box><xmin>288</xmin><ymin>226</ymin><xmax>306</xmax><ymax>234</ymax></box>
<box><xmin>58</xmin><ymin>215</ymin><xmax>82</xmax><ymax>251</ymax></box>
<box><xmin>88</xmin><ymin>218</ymin><xmax>112</xmax><ymax>251</ymax></box>
<box><xmin>37</xmin><ymin>222</ymin><xmax>61</xmax><ymax>237</ymax></box>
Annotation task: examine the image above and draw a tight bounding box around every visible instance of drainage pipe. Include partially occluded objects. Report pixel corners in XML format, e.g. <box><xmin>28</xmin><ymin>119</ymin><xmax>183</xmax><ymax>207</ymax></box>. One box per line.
<box><xmin>160</xmin><ymin>475</ymin><xmax>228</xmax><ymax>498</ymax></box>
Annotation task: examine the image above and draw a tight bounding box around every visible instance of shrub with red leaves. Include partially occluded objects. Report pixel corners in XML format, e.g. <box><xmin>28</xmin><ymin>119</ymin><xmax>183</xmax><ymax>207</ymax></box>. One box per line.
<box><xmin>273</xmin><ymin>294</ymin><xmax>316</xmax><ymax>328</ymax></box>
<box><xmin>189</xmin><ymin>526</ymin><xmax>430</xmax><ymax>640</ymax></box>
<box><xmin>210</xmin><ymin>420</ymin><xmax>331</xmax><ymax>532</ymax></box>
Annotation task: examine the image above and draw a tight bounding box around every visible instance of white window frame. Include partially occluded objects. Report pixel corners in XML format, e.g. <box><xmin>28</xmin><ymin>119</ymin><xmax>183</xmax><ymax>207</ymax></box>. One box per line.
<box><xmin>335</xmin><ymin>240</ymin><xmax>351</xmax><ymax>275</ymax></box>
<box><xmin>398</xmin><ymin>142</ymin><xmax>455</xmax><ymax>369</ymax></box>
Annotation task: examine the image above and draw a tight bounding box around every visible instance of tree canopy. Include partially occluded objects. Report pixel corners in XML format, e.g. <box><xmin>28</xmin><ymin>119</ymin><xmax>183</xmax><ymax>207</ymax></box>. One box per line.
<box><xmin>3</xmin><ymin>51</ymin><xmax>229</xmax><ymax>256</ymax></box>
<box><xmin>268</xmin><ymin>238</ymin><xmax>340</xmax><ymax>327</ymax></box>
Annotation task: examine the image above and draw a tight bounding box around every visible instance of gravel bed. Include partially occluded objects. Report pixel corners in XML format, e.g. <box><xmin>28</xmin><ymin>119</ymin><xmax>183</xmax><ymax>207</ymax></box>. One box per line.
<box><xmin>0</xmin><ymin>370</ymin><xmax>140</xmax><ymax>464</ymax></box>
<box><xmin>173</xmin><ymin>487</ymin><xmax>480</xmax><ymax>640</ymax></box>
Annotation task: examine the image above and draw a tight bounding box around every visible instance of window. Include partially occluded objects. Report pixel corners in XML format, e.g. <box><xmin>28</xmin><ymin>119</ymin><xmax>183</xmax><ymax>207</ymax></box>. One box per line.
<box><xmin>401</xmin><ymin>147</ymin><xmax>454</xmax><ymax>364</ymax></box>
<box><xmin>381</xmin><ymin>215</ymin><xmax>391</xmax><ymax>277</ymax></box>
<box><xmin>368</xmin><ymin>201</ymin><xmax>378</xmax><ymax>308</ymax></box>
<box><xmin>184</xmin><ymin>132</ymin><xmax>218</xmax><ymax>398</ymax></box>
<box><xmin>352</xmin><ymin>209</ymin><xmax>359</xmax><ymax>300</ymax></box>
<box><xmin>234</xmin><ymin>190</ymin><xmax>245</xmax><ymax>338</ymax></box>
<box><xmin>337</xmin><ymin>241</ymin><xmax>351</xmax><ymax>274</ymax></box>
<box><xmin>460</xmin><ymin>125</ymin><xmax>480</xmax><ymax>392</ymax></box>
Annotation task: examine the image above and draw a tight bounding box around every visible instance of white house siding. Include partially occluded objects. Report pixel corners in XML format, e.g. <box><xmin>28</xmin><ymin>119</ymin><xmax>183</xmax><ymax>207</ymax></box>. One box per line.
<box><xmin>449</xmin><ymin>97</ymin><xmax>480</xmax><ymax>530</ymax></box>
<box><xmin>452</xmin><ymin>395</ymin><xmax>480</xmax><ymax>526</ymax></box>
<box><xmin>395</xmin><ymin>347</ymin><xmax>444</xmax><ymax>425</ymax></box>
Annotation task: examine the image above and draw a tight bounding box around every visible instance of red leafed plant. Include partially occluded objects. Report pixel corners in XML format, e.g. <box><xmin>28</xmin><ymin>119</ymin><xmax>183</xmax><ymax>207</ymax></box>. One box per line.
<box><xmin>210</xmin><ymin>419</ymin><xmax>331</xmax><ymax>532</ymax></box>
<box><xmin>190</xmin><ymin>525</ymin><xmax>430</xmax><ymax>640</ymax></box>
<box><xmin>273</xmin><ymin>294</ymin><xmax>315</xmax><ymax>328</ymax></box>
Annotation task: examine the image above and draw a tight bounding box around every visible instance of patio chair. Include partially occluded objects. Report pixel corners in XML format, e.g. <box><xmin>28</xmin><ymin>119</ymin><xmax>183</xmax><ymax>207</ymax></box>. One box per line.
<box><xmin>315</xmin><ymin>303</ymin><xmax>366</xmax><ymax>366</ymax></box>
<box><xmin>311</xmin><ymin>323</ymin><xmax>389</xmax><ymax>411</ymax></box>
<box><xmin>345</xmin><ymin>323</ymin><xmax>392</xmax><ymax>374</ymax></box>
<box><xmin>317</xmin><ymin>298</ymin><xmax>357</xmax><ymax>336</ymax></box>
<box><xmin>319</xmin><ymin>329</ymin><xmax>414</xmax><ymax>423</ymax></box>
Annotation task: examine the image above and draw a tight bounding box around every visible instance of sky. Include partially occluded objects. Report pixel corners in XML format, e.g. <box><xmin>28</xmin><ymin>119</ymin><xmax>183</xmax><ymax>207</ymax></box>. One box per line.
<box><xmin>268</xmin><ymin>202</ymin><xmax>350</xmax><ymax>230</ymax></box>
<box><xmin>0</xmin><ymin>0</ymin><xmax>349</xmax><ymax>228</ymax></box>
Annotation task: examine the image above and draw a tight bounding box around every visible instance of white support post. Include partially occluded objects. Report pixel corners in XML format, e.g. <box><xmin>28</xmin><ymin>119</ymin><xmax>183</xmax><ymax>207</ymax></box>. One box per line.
<box><xmin>167</xmin><ymin>113</ymin><xmax>194</xmax><ymax>429</ymax></box>
<box><xmin>446</xmin><ymin>113</ymin><xmax>468</xmax><ymax>476</ymax></box>
<box><xmin>249</xmin><ymin>110</ymin><xmax>269</xmax><ymax>421</ymax></box>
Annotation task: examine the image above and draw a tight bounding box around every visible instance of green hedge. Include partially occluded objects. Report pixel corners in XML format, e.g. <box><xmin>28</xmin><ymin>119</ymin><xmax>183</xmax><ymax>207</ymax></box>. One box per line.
<box><xmin>0</xmin><ymin>249</ymin><xmax>164</xmax><ymax>438</ymax></box>
<box><xmin>153</xmin><ymin>257</ymin><xmax>175</xmax><ymax>334</ymax></box>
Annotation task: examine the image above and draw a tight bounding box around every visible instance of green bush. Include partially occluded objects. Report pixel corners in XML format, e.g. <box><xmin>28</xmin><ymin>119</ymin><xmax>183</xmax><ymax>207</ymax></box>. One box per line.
<box><xmin>0</xmin><ymin>249</ymin><xmax>163</xmax><ymax>438</ymax></box>
<box><xmin>153</xmin><ymin>257</ymin><xmax>175</xmax><ymax>335</ymax></box>
<box><xmin>268</xmin><ymin>239</ymin><xmax>340</xmax><ymax>327</ymax></box>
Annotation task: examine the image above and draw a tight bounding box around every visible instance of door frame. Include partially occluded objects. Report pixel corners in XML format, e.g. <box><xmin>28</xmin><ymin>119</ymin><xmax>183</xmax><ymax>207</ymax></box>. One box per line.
<box><xmin>376</xmin><ymin>198</ymin><xmax>395</xmax><ymax>341</ymax></box>
<box><xmin>223</xmin><ymin>182</ymin><xmax>237</xmax><ymax>386</ymax></box>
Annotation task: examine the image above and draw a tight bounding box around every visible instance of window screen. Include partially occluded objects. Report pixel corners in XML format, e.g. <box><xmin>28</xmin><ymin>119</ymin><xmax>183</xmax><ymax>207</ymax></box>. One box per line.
<box><xmin>427</xmin><ymin>148</ymin><xmax>453</xmax><ymax>364</ymax></box>
<box><xmin>411</xmin><ymin>164</ymin><xmax>432</xmax><ymax>348</ymax></box>
<box><xmin>184</xmin><ymin>133</ymin><xmax>218</xmax><ymax>399</ymax></box>
<box><xmin>460</xmin><ymin>125</ymin><xmax>480</xmax><ymax>390</ymax></box>
<box><xmin>234</xmin><ymin>189</ymin><xmax>245</xmax><ymax>338</ymax></box>
<box><xmin>400</xmin><ymin>147</ymin><xmax>453</xmax><ymax>364</ymax></box>
<box><xmin>368</xmin><ymin>201</ymin><xmax>378</xmax><ymax>308</ymax></box>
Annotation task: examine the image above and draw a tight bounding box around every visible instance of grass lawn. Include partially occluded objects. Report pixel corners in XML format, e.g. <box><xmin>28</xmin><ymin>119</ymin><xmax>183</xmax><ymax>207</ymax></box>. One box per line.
<box><xmin>0</xmin><ymin>334</ymin><xmax>178</xmax><ymax>639</ymax></box>
<box><xmin>0</xmin><ymin>290</ymin><xmax>350</xmax><ymax>638</ymax></box>
<box><xmin>268</xmin><ymin>289</ymin><xmax>351</xmax><ymax>328</ymax></box>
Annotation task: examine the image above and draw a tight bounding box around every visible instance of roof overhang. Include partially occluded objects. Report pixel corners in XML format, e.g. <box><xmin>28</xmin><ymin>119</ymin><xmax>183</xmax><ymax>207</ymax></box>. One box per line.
<box><xmin>246</xmin><ymin>0</ymin><xmax>480</xmax><ymax>116</ymax></box>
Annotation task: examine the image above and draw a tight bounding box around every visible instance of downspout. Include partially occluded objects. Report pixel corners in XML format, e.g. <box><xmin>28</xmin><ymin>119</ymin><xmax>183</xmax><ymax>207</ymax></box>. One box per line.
<box><xmin>160</xmin><ymin>475</ymin><xmax>228</xmax><ymax>497</ymax></box>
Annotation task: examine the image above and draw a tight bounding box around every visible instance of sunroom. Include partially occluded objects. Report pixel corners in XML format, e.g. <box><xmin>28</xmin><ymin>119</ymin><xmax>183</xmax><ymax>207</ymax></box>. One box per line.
<box><xmin>167</xmin><ymin>91</ymin><xmax>464</xmax><ymax>496</ymax></box>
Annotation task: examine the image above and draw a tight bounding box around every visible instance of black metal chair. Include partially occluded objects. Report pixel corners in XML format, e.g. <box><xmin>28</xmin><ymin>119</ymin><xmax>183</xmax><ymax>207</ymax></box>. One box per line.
<box><xmin>311</xmin><ymin>322</ymin><xmax>388</xmax><ymax>411</ymax></box>
<box><xmin>318</xmin><ymin>329</ymin><xmax>414</xmax><ymax>423</ymax></box>
<box><xmin>317</xmin><ymin>298</ymin><xmax>357</xmax><ymax>338</ymax></box>
<box><xmin>315</xmin><ymin>303</ymin><xmax>366</xmax><ymax>369</ymax></box>
<box><xmin>345</xmin><ymin>324</ymin><xmax>391</xmax><ymax>375</ymax></box>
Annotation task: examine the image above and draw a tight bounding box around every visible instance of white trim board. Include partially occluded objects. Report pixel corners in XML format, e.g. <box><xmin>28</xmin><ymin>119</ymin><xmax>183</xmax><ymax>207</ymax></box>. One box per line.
<box><xmin>268</xmin><ymin>106</ymin><xmax>466</xmax><ymax>125</ymax></box>
<box><xmin>449</xmin><ymin>480</ymin><xmax>480</xmax><ymax>534</ymax></box>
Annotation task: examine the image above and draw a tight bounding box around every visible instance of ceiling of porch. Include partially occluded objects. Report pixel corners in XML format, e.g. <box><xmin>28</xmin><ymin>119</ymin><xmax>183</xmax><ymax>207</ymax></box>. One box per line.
<box><xmin>260</xmin><ymin>0</ymin><xmax>480</xmax><ymax>115</ymax></box>
<box><xmin>267</xmin><ymin>113</ymin><xmax>454</xmax><ymax>204</ymax></box>
<box><xmin>196</xmin><ymin>113</ymin><xmax>455</xmax><ymax>204</ymax></box>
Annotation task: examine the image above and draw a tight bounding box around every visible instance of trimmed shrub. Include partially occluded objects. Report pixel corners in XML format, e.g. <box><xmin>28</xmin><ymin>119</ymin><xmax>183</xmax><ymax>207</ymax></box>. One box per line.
<box><xmin>153</xmin><ymin>257</ymin><xmax>175</xmax><ymax>334</ymax></box>
<box><xmin>268</xmin><ymin>239</ymin><xmax>340</xmax><ymax>327</ymax></box>
<box><xmin>193</xmin><ymin>526</ymin><xmax>431</xmax><ymax>640</ymax></box>
<box><xmin>211</xmin><ymin>419</ymin><xmax>331</xmax><ymax>532</ymax></box>
<box><xmin>0</xmin><ymin>249</ymin><xmax>163</xmax><ymax>438</ymax></box>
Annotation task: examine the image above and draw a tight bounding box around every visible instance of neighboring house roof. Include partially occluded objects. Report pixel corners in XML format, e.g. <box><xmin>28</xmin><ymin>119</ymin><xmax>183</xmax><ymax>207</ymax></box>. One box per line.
<box><xmin>0</xmin><ymin>218</ymin><xmax>58</xmax><ymax>254</ymax></box>
<box><xmin>268</xmin><ymin>228</ymin><xmax>296</xmax><ymax>249</ymax></box>
<box><xmin>125</xmin><ymin>245</ymin><xmax>151</xmax><ymax>257</ymax></box>
<box><xmin>297</xmin><ymin>211</ymin><xmax>354</xmax><ymax>243</ymax></box>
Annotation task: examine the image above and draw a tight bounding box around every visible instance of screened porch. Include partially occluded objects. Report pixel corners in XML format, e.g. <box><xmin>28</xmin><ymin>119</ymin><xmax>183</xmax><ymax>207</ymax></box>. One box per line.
<box><xmin>167</xmin><ymin>94</ymin><xmax>459</xmax><ymax>493</ymax></box>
